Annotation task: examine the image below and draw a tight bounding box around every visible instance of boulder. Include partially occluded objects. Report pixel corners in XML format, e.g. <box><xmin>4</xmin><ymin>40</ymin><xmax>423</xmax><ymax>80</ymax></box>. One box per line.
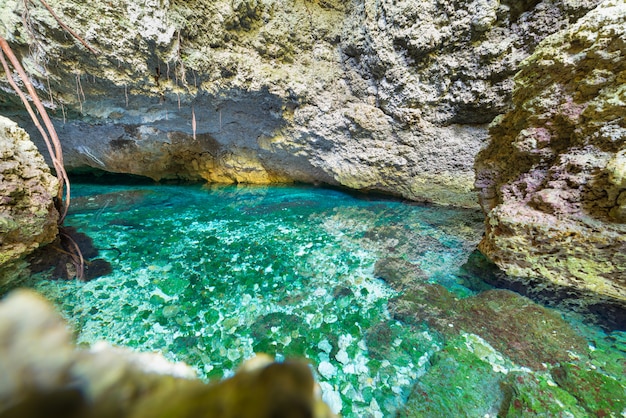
<box><xmin>475</xmin><ymin>0</ymin><xmax>626</xmax><ymax>306</ymax></box>
<box><xmin>0</xmin><ymin>116</ymin><xmax>59</xmax><ymax>288</ymax></box>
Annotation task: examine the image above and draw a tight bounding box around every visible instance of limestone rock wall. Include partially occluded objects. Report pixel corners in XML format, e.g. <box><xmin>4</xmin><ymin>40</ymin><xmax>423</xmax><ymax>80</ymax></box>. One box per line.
<box><xmin>0</xmin><ymin>116</ymin><xmax>59</xmax><ymax>287</ymax></box>
<box><xmin>475</xmin><ymin>0</ymin><xmax>626</xmax><ymax>303</ymax></box>
<box><xmin>0</xmin><ymin>0</ymin><xmax>600</xmax><ymax>207</ymax></box>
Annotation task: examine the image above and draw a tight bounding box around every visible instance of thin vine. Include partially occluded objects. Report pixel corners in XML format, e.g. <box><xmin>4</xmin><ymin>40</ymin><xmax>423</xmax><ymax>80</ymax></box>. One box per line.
<box><xmin>0</xmin><ymin>37</ymin><xmax>71</xmax><ymax>222</ymax></box>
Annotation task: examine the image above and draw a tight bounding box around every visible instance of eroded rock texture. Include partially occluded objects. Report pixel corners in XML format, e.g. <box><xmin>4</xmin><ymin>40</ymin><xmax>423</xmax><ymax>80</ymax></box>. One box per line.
<box><xmin>0</xmin><ymin>289</ymin><xmax>334</xmax><ymax>418</ymax></box>
<box><xmin>0</xmin><ymin>0</ymin><xmax>600</xmax><ymax>207</ymax></box>
<box><xmin>0</xmin><ymin>116</ymin><xmax>59</xmax><ymax>287</ymax></box>
<box><xmin>475</xmin><ymin>0</ymin><xmax>626</xmax><ymax>304</ymax></box>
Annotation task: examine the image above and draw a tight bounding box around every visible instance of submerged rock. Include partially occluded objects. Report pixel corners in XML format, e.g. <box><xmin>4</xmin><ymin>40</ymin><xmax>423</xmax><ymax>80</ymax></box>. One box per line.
<box><xmin>399</xmin><ymin>327</ymin><xmax>625</xmax><ymax>417</ymax></box>
<box><xmin>499</xmin><ymin>371</ymin><xmax>588</xmax><ymax>417</ymax></box>
<box><xmin>390</xmin><ymin>286</ymin><xmax>587</xmax><ymax>369</ymax></box>
<box><xmin>390</xmin><ymin>273</ymin><xmax>626</xmax><ymax>413</ymax></box>
<box><xmin>0</xmin><ymin>116</ymin><xmax>59</xmax><ymax>288</ymax></box>
<box><xmin>0</xmin><ymin>289</ymin><xmax>334</xmax><ymax>418</ymax></box>
<box><xmin>455</xmin><ymin>290</ymin><xmax>589</xmax><ymax>369</ymax></box>
<box><xmin>399</xmin><ymin>334</ymin><xmax>596</xmax><ymax>417</ymax></box>
<box><xmin>475</xmin><ymin>0</ymin><xmax>626</xmax><ymax>307</ymax></box>
<box><xmin>374</xmin><ymin>257</ymin><xmax>429</xmax><ymax>291</ymax></box>
<box><xmin>551</xmin><ymin>363</ymin><xmax>626</xmax><ymax>416</ymax></box>
<box><xmin>398</xmin><ymin>335</ymin><xmax>507</xmax><ymax>417</ymax></box>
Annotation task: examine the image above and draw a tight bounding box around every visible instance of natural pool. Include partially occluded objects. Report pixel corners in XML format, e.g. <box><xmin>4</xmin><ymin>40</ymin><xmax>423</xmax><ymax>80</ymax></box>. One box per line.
<box><xmin>28</xmin><ymin>181</ymin><xmax>626</xmax><ymax>417</ymax></box>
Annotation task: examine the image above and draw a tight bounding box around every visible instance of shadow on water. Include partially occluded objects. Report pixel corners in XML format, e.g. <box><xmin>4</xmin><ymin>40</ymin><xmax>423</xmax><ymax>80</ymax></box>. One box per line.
<box><xmin>69</xmin><ymin>171</ymin><xmax>157</xmax><ymax>186</ymax></box>
<box><xmin>26</xmin><ymin>227</ymin><xmax>113</xmax><ymax>282</ymax></box>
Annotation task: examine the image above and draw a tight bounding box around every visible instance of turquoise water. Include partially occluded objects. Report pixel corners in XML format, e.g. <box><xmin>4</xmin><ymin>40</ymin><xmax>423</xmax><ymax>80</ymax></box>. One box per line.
<box><xmin>29</xmin><ymin>182</ymin><xmax>626</xmax><ymax>417</ymax></box>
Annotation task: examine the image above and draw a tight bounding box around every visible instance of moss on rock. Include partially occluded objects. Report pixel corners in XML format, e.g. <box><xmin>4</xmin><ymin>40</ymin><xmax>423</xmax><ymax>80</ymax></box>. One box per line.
<box><xmin>390</xmin><ymin>285</ymin><xmax>588</xmax><ymax>369</ymax></box>
<box><xmin>551</xmin><ymin>363</ymin><xmax>626</xmax><ymax>417</ymax></box>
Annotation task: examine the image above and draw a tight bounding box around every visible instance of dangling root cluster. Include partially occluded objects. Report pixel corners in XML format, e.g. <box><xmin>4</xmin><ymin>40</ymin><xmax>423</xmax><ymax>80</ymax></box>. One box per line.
<box><xmin>0</xmin><ymin>1</ymin><xmax>100</xmax><ymax>280</ymax></box>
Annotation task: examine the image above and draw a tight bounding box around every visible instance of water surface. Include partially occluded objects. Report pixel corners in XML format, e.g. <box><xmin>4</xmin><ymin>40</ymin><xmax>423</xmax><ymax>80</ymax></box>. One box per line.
<box><xmin>31</xmin><ymin>182</ymin><xmax>625</xmax><ymax>417</ymax></box>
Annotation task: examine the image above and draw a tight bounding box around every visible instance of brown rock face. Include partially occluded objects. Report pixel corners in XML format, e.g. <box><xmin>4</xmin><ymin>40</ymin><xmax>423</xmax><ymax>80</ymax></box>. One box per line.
<box><xmin>0</xmin><ymin>116</ymin><xmax>59</xmax><ymax>287</ymax></box>
<box><xmin>475</xmin><ymin>0</ymin><xmax>626</xmax><ymax>304</ymax></box>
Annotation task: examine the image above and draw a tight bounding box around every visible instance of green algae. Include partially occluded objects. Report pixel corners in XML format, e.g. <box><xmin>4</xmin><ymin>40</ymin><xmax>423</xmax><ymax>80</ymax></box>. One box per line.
<box><xmin>455</xmin><ymin>290</ymin><xmax>589</xmax><ymax>369</ymax></box>
<box><xmin>551</xmin><ymin>364</ymin><xmax>626</xmax><ymax>417</ymax></box>
<box><xmin>399</xmin><ymin>335</ymin><xmax>506</xmax><ymax>417</ymax></box>
<box><xmin>390</xmin><ymin>284</ymin><xmax>589</xmax><ymax>369</ymax></box>
<box><xmin>401</xmin><ymin>333</ymin><xmax>623</xmax><ymax>418</ymax></box>
<box><xmin>501</xmin><ymin>371</ymin><xmax>587</xmax><ymax>417</ymax></box>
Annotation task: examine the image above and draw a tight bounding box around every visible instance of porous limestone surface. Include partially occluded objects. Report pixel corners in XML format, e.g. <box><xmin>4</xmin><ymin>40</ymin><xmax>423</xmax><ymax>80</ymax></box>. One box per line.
<box><xmin>0</xmin><ymin>0</ymin><xmax>601</xmax><ymax>207</ymax></box>
<box><xmin>475</xmin><ymin>0</ymin><xmax>626</xmax><ymax>303</ymax></box>
<box><xmin>0</xmin><ymin>116</ymin><xmax>58</xmax><ymax>287</ymax></box>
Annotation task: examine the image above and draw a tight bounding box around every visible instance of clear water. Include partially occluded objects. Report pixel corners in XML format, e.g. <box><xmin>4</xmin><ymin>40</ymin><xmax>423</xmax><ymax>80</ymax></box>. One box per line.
<box><xmin>28</xmin><ymin>182</ymin><xmax>625</xmax><ymax>417</ymax></box>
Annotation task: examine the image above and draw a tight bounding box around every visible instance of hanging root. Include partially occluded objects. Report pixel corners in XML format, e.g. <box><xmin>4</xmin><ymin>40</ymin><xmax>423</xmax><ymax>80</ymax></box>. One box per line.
<box><xmin>37</xmin><ymin>0</ymin><xmax>100</xmax><ymax>55</ymax></box>
<box><xmin>1</xmin><ymin>0</ymin><xmax>104</xmax><ymax>281</ymax></box>
<box><xmin>0</xmin><ymin>36</ymin><xmax>83</xmax><ymax>279</ymax></box>
<box><xmin>59</xmin><ymin>227</ymin><xmax>85</xmax><ymax>281</ymax></box>
<box><xmin>75</xmin><ymin>71</ymin><xmax>85</xmax><ymax>113</ymax></box>
<box><xmin>192</xmin><ymin>106</ymin><xmax>197</xmax><ymax>140</ymax></box>
<box><xmin>0</xmin><ymin>37</ymin><xmax>71</xmax><ymax>222</ymax></box>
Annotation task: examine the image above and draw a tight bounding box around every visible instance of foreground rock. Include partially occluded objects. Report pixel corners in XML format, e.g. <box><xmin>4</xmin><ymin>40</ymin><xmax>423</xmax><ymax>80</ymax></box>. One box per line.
<box><xmin>474</xmin><ymin>0</ymin><xmax>626</xmax><ymax>306</ymax></box>
<box><xmin>0</xmin><ymin>116</ymin><xmax>59</xmax><ymax>288</ymax></box>
<box><xmin>0</xmin><ymin>0</ymin><xmax>600</xmax><ymax>207</ymax></box>
<box><xmin>0</xmin><ymin>289</ymin><xmax>334</xmax><ymax>418</ymax></box>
